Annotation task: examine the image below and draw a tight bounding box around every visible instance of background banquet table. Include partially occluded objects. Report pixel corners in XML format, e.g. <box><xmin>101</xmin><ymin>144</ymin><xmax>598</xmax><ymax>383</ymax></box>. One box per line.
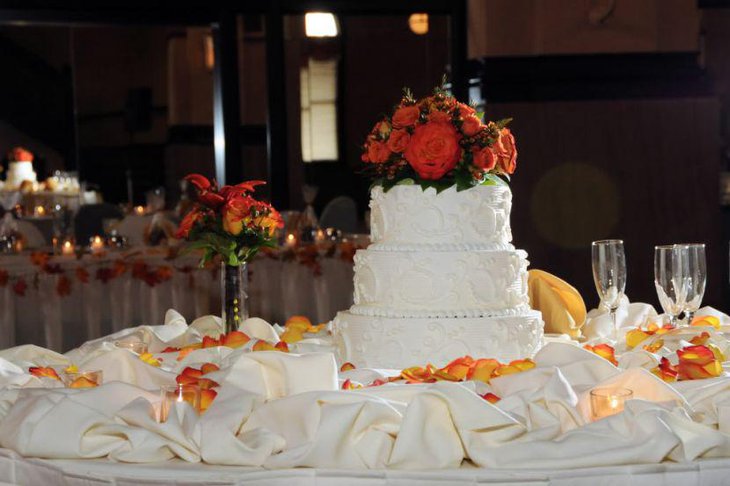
<box><xmin>0</xmin><ymin>248</ymin><xmax>354</xmax><ymax>351</ymax></box>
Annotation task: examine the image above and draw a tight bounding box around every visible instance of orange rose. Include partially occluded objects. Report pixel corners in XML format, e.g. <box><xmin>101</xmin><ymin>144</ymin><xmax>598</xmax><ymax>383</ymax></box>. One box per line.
<box><xmin>461</xmin><ymin>115</ymin><xmax>482</xmax><ymax>137</ymax></box>
<box><xmin>472</xmin><ymin>147</ymin><xmax>496</xmax><ymax>171</ymax></box>
<box><xmin>386</xmin><ymin>129</ymin><xmax>410</xmax><ymax>153</ymax></box>
<box><xmin>458</xmin><ymin>102</ymin><xmax>475</xmax><ymax>116</ymax></box>
<box><xmin>404</xmin><ymin>121</ymin><xmax>462</xmax><ymax>180</ymax></box>
<box><xmin>392</xmin><ymin>105</ymin><xmax>420</xmax><ymax>128</ymax></box>
<box><xmin>222</xmin><ymin>197</ymin><xmax>254</xmax><ymax>236</ymax></box>
<box><xmin>366</xmin><ymin>141</ymin><xmax>391</xmax><ymax>164</ymax></box>
<box><xmin>494</xmin><ymin>128</ymin><xmax>517</xmax><ymax>175</ymax></box>
<box><xmin>176</xmin><ymin>208</ymin><xmax>204</xmax><ymax>239</ymax></box>
<box><xmin>427</xmin><ymin>110</ymin><xmax>451</xmax><ymax>123</ymax></box>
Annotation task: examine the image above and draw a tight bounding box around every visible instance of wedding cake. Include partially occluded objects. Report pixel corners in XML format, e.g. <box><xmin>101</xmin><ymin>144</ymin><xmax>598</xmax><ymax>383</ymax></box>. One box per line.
<box><xmin>3</xmin><ymin>147</ymin><xmax>37</xmax><ymax>190</ymax></box>
<box><xmin>333</xmin><ymin>184</ymin><xmax>543</xmax><ymax>368</ymax></box>
<box><xmin>332</xmin><ymin>85</ymin><xmax>543</xmax><ymax>369</ymax></box>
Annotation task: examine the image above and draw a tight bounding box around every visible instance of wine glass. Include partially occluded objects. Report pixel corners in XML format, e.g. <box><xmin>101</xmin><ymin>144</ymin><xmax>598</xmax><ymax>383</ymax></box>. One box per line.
<box><xmin>654</xmin><ymin>245</ymin><xmax>687</xmax><ymax>327</ymax></box>
<box><xmin>680</xmin><ymin>243</ymin><xmax>706</xmax><ymax>326</ymax></box>
<box><xmin>592</xmin><ymin>240</ymin><xmax>627</xmax><ymax>338</ymax></box>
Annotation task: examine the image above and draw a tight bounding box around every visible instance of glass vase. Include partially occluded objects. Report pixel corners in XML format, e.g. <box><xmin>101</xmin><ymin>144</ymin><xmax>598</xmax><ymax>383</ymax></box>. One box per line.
<box><xmin>220</xmin><ymin>262</ymin><xmax>249</xmax><ymax>334</ymax></box>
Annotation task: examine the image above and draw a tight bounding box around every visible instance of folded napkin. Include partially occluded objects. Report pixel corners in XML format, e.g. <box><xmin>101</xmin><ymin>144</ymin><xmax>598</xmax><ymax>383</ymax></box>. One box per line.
<box><xmin>528</xmin><ymin>269</ymin><xmax>586</xmax><ymax>338</ymax></box>
<box><xmin>582</xmin><ymin>296</ymin><xmax>658</xmax><ymax>341</ymax></box>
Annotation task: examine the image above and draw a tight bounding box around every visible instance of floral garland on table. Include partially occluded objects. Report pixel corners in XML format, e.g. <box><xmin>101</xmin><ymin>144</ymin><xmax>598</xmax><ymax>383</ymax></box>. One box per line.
<box><xmin>260</xmin><ymin>239</ymin><xmax>365</xmax><ymax>276</ymax></box>
<box><xmin>361</xmin><ymin>81</ymin><xmax>517</xmax><ymax>193</ymax></box>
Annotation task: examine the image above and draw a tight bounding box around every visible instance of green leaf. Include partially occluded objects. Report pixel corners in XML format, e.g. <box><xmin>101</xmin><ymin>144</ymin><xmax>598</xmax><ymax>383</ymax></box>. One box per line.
<box><xmin>495</xmin><ymin>117</ymin><xmax>513</xmax><ymax>129</ymax></box>
<box><xmin>396</xmin><ymin>178</ymin><xmax>415</xmax><ymax>186</ymax></box>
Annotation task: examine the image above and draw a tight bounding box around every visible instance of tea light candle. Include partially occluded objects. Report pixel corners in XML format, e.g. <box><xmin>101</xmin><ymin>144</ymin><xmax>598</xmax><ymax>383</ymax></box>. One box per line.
<box><xmin>134</xmin><ymin>205</ymin><xmax>146</xmax><ymax>216</ymax></box>
<box><xmin>314</xmin><ymin>228</ymin><xmax>326</xmax><ymax>243</ymax></box>
<box><xmin>62</xmin><ymin>370</ymin><xmax>103</xmax><ymax>389</ymax></box>
<box><xmin>33</xmin><ymin>206</ymin><xmax>46</xmax><ymax>217</ymax></box>
<box><xmin>13</xmin><ymin>238</ymin><xmax>24</xmax><ymax>253</ymax></box>
<box><xmin>285</xmin><ymin>233</ymin><xmax>297</xmax><ymax>248</ymax></box>
<box><xmin>89</xmin><ymin>235</ymin><xmax>105</xmax><ymax>252</ymax></box>
<box><xmin>60</xmin><ymin>239</ymin><xmax>75</xmax><ymax>256</ymax></box>
<box><xmin>590</xmin><ymin>387</ymin><xmax>633</xmax><ymax>420</ymax></box>
<box><xmin>159</xmin><ymin>383</ymin><xmax>201</xmax><ymax>422</ymax></box>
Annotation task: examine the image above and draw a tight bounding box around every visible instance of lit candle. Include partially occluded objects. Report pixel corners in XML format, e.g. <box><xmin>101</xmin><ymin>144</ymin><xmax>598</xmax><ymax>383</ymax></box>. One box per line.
<box><xmin>590</xmin><ymin>387</ymin><xmax>633</xmax><ymax>420</ymax></box>
<box><xmin>62</xmin><ymin>370</ymin><xmax>103</xmax><ymax>389</ymax></box>
<box><xmin>159</xmin><ymin>384</ymin><xmax>201</xmax><ymax>422</ymax></box>
<box><xmin>89</xmin><ymin>235</ymin><xmax>105</xmax><ymax>253</ymax></box>
<box><xmin>13</xmin><ymin>238</ymin><xmax>24</xmax><ymax>253</ymax></box>
<box><xmin>134</xmin><ymin>205</ymin><xmax>146</xmax><ymax>216</ymax></box>
<box><xmin>285</xmin><ymin>233</ymin><xmax>297</xmax><ymax>248</ymax></box>
<box><xmin>61</xmin><ymin>239</ymin><xmax>75</xmax><ymax>256</ymax></box>
<box><xmin>314</xmin><ymin>228</ymin><xmax>326</xmax><ymax>243</ymax></box>
<box><xmin>34</xmin><ymin>206</ymin><xmax>46</xmax><ymax>217</ymax></box>
<box><xmin>113</xmin><ymin>341</ymin><xmax>148</xmax><ymax>355</ymax></box>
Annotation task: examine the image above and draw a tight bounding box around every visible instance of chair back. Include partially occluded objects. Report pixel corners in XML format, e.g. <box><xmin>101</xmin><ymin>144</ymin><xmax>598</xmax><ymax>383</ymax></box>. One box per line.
<box><xmin>319</xmin><ymin>196</ymin><xmax>358</xmax><ymax>233</ymax></box>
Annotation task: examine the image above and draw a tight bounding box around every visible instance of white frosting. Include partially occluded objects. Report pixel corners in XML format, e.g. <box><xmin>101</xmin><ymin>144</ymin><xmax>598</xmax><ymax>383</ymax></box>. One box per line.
<box><xmin>369</xmin><ymin>184</ymin><xmax>512</xmax><ymax>248</ymax></box>
<box><xmin>333</xmin><ymin>310</ymin><xmax>544</xmax><ymax>369</ymax></box>
<box><xmin>353</xmin><ymin>248</ymin><xmax>529</xmax><ymax>313</ymax></box>
<box><xmin>334</xmin><ymin>183</ymin><xmax>544</xmax><ymax>369</ymax></box>
<box><xmin>5</xmin><ymin>161</ymin><xmax>37</xmax><ymax>187</ymax></box>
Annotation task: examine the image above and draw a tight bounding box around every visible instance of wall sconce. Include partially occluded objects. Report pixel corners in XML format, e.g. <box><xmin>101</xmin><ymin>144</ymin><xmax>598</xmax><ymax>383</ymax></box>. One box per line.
<box><xmin>305</xmin><ymin>13</ymin><xmax>339</xmax><ymax>37</ymax></box>
<box><xmin>204</xmin><ymin>32</ymin><xmax>215</xmax><ymax>71</ymax></box>
<box><xmin>409</xmin><ymin>13</ymin><xmax>429</xmax><ymax>35</ymax></box>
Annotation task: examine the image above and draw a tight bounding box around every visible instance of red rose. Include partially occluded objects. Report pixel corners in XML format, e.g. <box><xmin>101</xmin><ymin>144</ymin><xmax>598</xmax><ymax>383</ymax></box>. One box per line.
<box><xmin>392</xmin><ymin>105</ymin><xmax>420</xmax><ymax>128</ymax></box>
<box><xmin>176</xmin><ymin>208</ymin><xmax>204</xmax><ymax>239</ymax></box>
<box><xmin>472</xmin><ymin>147</ymin><xmax>497</xmax><ymax>171</ymax></box>
<box><xmin>427</xmin><ymin>110</ymin><xmax>451</xmax><ymax>123</ymax></box>
<box><xmin>461</xmin><ymin>115</ymin><xmax>482</xmax><ymax>137</ymax></box>
<box><xmin>386</xmin><ymin>129</ymin><xmax>410</xmax><ymax>153</ymax></box>
<box><xmin>366</xmin><ymin>141</ymin><xmax>391</xmax><ymax>164</ymax></box>
<box><xmin>404</xmin><ymin>121</ymin><xmax>462</xmax><ymax>180</ymax></box>
<box><xmin>494</xmin><ymin>128</ymin><xmax>517</xmax><ymax>175</ymax></box>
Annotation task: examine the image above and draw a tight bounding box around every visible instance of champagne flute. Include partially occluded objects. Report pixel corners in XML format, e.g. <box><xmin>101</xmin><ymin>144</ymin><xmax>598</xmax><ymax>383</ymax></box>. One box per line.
<box><xmin>680</xmin><ymin>243</ymin><xmax>706</xmax><ymax>326</ymax></box>
<box><xmin>654</xmin><ymin>245</ymin><xmax>687</xmax><ymax>327</ymax></box>
<box><xmin>592</xmin><ymin>240</ymin><xmax>627</xmax><ymax>338</ymax></box>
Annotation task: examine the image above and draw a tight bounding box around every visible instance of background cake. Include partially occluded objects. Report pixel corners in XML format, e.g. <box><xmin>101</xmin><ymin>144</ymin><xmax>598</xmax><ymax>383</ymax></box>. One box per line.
<box><xmin>5</xmin><ymin>161</ymin><xmax>37</xmax><ymax>189</ymax></box>
<box><xmin>333</xmin><ymin>183</ymin><xmax>543</xmax><ymax>369</ymax></box>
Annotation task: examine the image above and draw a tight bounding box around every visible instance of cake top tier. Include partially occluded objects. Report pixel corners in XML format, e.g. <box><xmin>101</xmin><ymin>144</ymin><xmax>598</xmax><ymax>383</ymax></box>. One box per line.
<box><xmin>369</xmin><ymin>184</ymin><xmax>513</xmax><ymax>250</ymax></box>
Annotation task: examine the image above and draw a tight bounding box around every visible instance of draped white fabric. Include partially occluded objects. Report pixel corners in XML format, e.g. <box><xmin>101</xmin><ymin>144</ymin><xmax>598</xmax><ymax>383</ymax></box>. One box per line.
<box><xmin>0</xmin><ymin>310</ymin><xmax>730</xmax><ymax>478</ymax></box>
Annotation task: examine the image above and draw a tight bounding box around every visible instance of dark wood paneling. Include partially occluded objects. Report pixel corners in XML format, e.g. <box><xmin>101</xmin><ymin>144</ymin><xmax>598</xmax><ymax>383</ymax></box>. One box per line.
<box><xmin>487</xmin><ymin>97</ymin><xmax>723</xmax><ymax>309</ymax></box>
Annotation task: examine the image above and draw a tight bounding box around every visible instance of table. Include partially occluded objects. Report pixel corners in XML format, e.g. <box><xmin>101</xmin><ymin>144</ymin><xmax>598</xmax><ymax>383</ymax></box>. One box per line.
<box><xmin>0</xmin><ymin>248</ymin><xmax>355</xmax><ymax>351</ymax></box>
<box><xmin>4</xmin><ymin>450</ymin><xmax>730</xmax><ymax>485</ymax></box>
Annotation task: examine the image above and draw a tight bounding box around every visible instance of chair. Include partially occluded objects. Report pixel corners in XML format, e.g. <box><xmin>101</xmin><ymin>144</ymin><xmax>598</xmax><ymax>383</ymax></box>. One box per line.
<box><xmin>16</xmin><ymin>220</ymin><xmax>46</xmax><ymax>248</ymax></box>
<box><xmin>318</xmin><ymin>196</ymin><xmax>358</xmax><ymax>233</ymax></box>
<box><xmin>74</xmin><ymin>203</ymin><xmax>124</xmax><ymax>243</ymax></box>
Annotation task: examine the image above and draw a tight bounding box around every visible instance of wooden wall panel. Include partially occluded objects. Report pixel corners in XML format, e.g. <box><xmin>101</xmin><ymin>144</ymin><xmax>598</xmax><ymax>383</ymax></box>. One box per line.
<box><xmin>486</xmin><ymin>97</ymin><xmax>723</xmax><ymax>309</ymax></box>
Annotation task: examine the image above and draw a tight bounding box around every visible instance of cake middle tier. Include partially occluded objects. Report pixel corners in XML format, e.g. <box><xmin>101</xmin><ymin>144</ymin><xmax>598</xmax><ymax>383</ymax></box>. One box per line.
<box><xmin>352</xmin><ymin>248</ymin><xmax>529</xmax><ymax>316</ymax></box>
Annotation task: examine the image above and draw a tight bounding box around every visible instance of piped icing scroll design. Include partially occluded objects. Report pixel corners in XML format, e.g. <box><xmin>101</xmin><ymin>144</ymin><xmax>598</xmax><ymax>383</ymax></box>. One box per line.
<box><xmin>368</xmin><ymin>184</ymin><xmax>513</xmax><ymax>248</ymax></box>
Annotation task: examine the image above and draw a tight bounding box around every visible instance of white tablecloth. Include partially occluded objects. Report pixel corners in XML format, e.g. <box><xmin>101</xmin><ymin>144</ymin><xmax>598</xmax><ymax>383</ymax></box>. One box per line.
<box><xmin>3</xmin><ymin>449</ymin><xmax>730</xmax><ymax>486</ymax></box>
<box><xmin>0</xmin><ymin>251</ymin><xmax>353</xmax><ymax>351</ymax></box>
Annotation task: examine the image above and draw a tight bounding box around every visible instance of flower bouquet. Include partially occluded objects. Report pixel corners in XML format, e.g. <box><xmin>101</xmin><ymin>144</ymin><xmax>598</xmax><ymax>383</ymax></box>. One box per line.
<box><xmin>361</xmin><ymin>83</ymin><xmax>517</xmax><ymax>192</ymax></box>
<box><xmin>176</xmin><ymin>174</ymin><xmax>282</xmax><ymax>332</ymax></box>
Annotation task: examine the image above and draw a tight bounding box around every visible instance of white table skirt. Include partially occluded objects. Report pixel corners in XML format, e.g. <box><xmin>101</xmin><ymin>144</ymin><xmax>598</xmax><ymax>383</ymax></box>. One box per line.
<box><xmin>0</xmin><ymin>251</ymin><xmax>354</xmax><ymax>351</ymax></box>
<box><xmin>2</xmin><ymin>449</ymin><xmax>730</xmax><ymax>486</ymax></box>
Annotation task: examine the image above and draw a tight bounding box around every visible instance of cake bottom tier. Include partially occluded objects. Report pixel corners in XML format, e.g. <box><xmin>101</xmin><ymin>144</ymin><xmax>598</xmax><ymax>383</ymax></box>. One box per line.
<box><xmin>332</xmin><ymin>310</ymin><xmax>544</xmax><ymax>369</ymax></box>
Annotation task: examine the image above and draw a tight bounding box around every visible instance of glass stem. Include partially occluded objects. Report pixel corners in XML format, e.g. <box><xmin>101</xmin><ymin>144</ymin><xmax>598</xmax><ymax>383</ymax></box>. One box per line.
<box><xmin>669</xmin><ymin>314</ymin><xmax>678</xmax><ymax>328</ymax></box>
<box><xmin>684</xmin><ymin>311</ymin><xmax>694</xmax><ymax>327</ymax></box>
<box><xmin>611</xmin><ymin>308</ymin><xmax>618</xmax><ymax>341</ymax></box>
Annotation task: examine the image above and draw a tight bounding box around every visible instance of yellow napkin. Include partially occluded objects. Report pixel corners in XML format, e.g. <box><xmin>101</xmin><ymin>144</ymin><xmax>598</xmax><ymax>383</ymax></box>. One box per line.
<box><xmin>528</xmin><ymin>269</ymin><xmax>586</xmax><ymax>338</ymax></box>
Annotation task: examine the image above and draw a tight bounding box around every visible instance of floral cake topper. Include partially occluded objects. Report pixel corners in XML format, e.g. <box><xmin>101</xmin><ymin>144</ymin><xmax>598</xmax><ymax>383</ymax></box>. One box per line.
<box><xmin>361</xmin><ymin>81</ymin><xmax>517</xmax><ymax>192</ymax></box>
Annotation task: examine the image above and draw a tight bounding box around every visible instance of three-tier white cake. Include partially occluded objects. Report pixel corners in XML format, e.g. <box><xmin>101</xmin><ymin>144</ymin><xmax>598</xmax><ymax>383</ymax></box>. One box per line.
<box><xmin>333</xmin><ymin>183</ymin><xmax>543</xmax><ymax>369</ymax></box>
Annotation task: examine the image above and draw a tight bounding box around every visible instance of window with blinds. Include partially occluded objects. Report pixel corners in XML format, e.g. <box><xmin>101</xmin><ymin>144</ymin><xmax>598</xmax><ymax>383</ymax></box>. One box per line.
<box><xmin>300</xmin><ymin>58</ymin><xmax>338</xmax><ymax>162</ymax></box>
